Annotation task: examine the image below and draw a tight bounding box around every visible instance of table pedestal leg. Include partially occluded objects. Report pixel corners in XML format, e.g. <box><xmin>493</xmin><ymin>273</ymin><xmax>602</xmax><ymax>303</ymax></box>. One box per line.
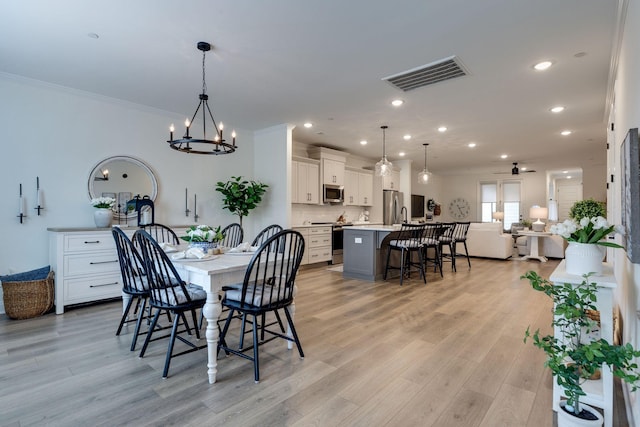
<box><xmin>203</xmin><ymin>291</ymin><xmax>222</xmax><ymax>384</ymax></box>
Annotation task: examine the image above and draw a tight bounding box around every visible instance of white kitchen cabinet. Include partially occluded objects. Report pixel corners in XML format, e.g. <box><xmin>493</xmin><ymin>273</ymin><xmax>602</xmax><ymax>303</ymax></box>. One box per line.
<box><xmin>344</xmin><ymin>169</ymin><xmax>373</xmax><ymax>206</ymax></box>
<box><xmin>292</xmin><ymin>160</ymin><xmax>319</xmax><ymax>204</ymax></box>
<box><xmin>322</xmin><ymin>158</ymin><xmax>345</xmax><ymax>185</ymax></box>
<box><xmin>344</xmin><ymin>170</ymin><xmax>359</xmax><ymax>206</ymax></box>
<box><xmin>293</xmin><ymin>226</ymin><xmax>332</xmax><ymax>265</ymax></box>
<box><xmin>382</xmin><ymin>170</ymin><xmax>400</xmax><ymax>190</ymax></box>
<box><xmin>358</xmin><ymin>172</ymin><xmax>373</xmax><ymax>206</ymax></box>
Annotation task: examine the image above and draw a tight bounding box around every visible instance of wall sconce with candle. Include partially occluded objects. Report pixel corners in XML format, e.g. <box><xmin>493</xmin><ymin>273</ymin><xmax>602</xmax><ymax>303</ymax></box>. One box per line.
<box><xmin>94</xmin><ymin>169</ymin><xmax>109</xmax><ymax>181</ymax></box>
<box><xmin>34</xmin><ymin>176</ymin><xmax>44</xmax><ymax>215</ymax></box>
<box><xmin>17</xmin><ymin>183</ymin><xmax>26</xmax><ymax>223</ymax></box>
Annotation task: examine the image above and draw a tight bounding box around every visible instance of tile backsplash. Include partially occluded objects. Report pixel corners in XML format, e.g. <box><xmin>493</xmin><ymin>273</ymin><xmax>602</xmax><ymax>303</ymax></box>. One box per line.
<box><xmin>292</xmin><ymin>204</ymin><xmax>369</xmax><ymax>225</ymax></box>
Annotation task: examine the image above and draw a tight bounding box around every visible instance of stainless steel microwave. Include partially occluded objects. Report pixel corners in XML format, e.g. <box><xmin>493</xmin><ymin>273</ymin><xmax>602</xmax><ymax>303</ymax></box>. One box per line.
<box><xmin>323</xmin><ymin>184</ymin><xmax>344</xmax><ymax>204</ymax></box>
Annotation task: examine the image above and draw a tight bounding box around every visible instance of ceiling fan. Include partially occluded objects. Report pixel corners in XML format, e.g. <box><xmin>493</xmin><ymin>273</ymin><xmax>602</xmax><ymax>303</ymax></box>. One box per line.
<box><xmin>494</xmin><ymin>162</ymin><xmax>536</xmax><ymax>175</ymax></box>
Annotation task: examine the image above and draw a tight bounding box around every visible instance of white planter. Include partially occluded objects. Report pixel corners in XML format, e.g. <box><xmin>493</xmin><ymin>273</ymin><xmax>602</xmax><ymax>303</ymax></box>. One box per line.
<box><xmin>93</xmin><ymin>208</ymin><xmax>113</xmax><ymax>228</ymax></box>
<box><xmin>558</xmin><ymin>401</ymin><xmax>603</xmax><ymax>427</ymax></box>
<box><xmin>564</xmin><ymin>242</ymin><xmax>605</xmax><ymax>276</ymax></box>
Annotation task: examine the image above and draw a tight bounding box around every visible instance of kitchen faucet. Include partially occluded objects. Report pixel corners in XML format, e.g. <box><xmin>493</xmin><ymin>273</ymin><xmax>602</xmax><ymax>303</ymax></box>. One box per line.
<box><xmin>400</xmin><ymin>206</ymin><xmax>408</xmax><ymax>223</ymax></box>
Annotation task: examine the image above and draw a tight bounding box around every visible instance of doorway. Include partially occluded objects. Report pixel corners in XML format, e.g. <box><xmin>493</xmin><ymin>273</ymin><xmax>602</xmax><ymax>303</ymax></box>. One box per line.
<box><xmin>557</xmin><ymin>184</ymin><xmax>583</xmax><ymax>221</ymax></box>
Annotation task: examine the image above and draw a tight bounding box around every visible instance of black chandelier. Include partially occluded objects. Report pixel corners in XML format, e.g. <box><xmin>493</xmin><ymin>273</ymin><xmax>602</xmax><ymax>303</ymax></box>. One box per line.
<box><xmin>167</xmin><ymin>41</ymin><xmax>236</xmax><ymax>155</ymax></box>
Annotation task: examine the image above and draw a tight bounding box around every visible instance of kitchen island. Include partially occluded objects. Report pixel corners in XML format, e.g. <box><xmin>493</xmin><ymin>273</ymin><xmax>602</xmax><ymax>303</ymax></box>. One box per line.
<box><xmin>342</xmin><ymin>224</ymin><xmax>400</xmax><ymax>281</ymax></box>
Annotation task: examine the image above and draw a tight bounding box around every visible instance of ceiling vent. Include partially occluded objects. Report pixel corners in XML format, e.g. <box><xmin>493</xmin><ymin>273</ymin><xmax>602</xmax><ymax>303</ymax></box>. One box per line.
<box><xmin>382</xmin><ymin>55</ymin><xmax>468</xmax><ymax>92</ymax></box>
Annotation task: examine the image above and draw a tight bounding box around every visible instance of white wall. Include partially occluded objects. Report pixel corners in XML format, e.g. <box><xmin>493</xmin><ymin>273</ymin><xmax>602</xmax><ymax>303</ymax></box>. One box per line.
<box><xmin>610</xmin><ymin>0</ymin><xmax>640</xmax><ymax>419</ymax></box>
<box><xmin>0</xmin><ymin>73</ymin><xmax>257</xmax><ymax>275</ymax></box>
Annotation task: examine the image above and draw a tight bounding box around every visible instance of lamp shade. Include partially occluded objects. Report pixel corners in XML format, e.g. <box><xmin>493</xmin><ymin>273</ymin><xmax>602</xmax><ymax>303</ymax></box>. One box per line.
<box><xmin>492</xmin><ymin>211</ymin><xmax>504</xmax><ymax>221</ymax></box>
<box><xmin>529</xmin><ymin>206</ymin><xmax>548</xmax><ymax>220</ymax></box>
<box><xmin>529</xmin><ymin>205</ymin><xmax>548</xmax><ymax>232</ymax></box>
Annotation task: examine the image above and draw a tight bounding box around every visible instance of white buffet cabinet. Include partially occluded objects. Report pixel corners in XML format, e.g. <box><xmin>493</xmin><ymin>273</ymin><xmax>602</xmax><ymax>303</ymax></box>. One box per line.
<box><xmin>48</xmin><ymin>226</ymin><xmax>191</xmax><ymax>314</ymax></box>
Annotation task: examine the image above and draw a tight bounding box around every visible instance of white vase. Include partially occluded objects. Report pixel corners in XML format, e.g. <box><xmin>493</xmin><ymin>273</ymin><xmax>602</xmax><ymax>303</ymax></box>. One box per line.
<box><xmin>564</xmin><ymin>242</ymin><xmax>605</xmax><ymax>276</ymax></box>
<box><xmin>558</xmin><ymin>401</ymin><xmax>603</xmax><ymax>427</ymax></box>
<box><xmin>94</xmin><ymin>208</ymin><xmax>113</xmax><ymax>228</ymax></box>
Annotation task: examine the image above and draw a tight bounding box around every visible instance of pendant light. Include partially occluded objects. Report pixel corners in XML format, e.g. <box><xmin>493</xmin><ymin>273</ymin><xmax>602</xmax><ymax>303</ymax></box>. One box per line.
<box><xmin>417</xmin><ymin>143</ymin><xmax>431</xmax><ymax>184</ymax></box>
<box><xmin>167</xmin><ymin>41</ymin><xmax>237</xmax><ymax>155</ymax></box>
<box><xmin>375</xmin><ymin>125</ymin><xmax>392</xmax><ymax>177</ymax></box>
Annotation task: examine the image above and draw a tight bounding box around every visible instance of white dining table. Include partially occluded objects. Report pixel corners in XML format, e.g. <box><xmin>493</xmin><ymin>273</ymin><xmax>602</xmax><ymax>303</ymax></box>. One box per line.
<box><xmin>170</xmin><ymin>252</ymin><xmax>255</xmax><ymax>384</ymax></box>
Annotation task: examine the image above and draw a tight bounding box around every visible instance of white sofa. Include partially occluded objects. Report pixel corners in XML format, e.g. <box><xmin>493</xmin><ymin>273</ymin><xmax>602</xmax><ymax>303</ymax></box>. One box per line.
<box><xmin>516</xmin><ymin>233</ymin><xmax>566</xmax><ymax>258</ymax></box>
<box><xmin>443</xmin><ymin>222</ymin><xmax>513</xmax><ymax>259</ymax></box>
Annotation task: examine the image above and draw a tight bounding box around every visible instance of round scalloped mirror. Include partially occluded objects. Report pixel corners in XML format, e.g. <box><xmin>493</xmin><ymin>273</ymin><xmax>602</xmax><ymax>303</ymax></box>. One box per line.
<box><xmin>88</xmin><ymin>156</ymin><xmax>157</xmax><ymax>220</ymax></box>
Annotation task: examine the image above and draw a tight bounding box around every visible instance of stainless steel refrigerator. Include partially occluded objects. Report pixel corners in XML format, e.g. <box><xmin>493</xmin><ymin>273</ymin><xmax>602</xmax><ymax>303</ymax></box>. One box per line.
<box><xmin>383</xmin><ymin>190</ymin><xmax>404</xmax><ymax>225</ymax></box>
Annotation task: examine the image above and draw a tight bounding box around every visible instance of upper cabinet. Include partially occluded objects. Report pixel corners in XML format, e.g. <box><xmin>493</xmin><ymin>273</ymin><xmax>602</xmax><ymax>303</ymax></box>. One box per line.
<box><xmin>292</xmin><ymin>160</ymin><xmax>319</xmax><ymax>204</ymax></box>
<box><xmin>322</xmin><ymin>158</ymin><xmax>345</xmax><ymax>185</ymax></box>
<box><xmin>308</xmin><ymin>147</ymin><xmax>347</xmax><ymax>187</ymax></box>
<box><xmin>382</xmin><ymin>170</ymin><xmax>400</xmax><ymax>190</ymax></box>
<box><xmin>344</xmin><ymin>169</ymin><xmax>373</xmax><ymax>206</ymax></box>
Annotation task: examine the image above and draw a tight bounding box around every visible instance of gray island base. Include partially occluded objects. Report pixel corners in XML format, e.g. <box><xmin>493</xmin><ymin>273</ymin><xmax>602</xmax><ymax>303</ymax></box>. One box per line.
<box><xmin>342</xmin><ymin>225</ymin><xmax>400</xmax><ymax>281</ymax></box>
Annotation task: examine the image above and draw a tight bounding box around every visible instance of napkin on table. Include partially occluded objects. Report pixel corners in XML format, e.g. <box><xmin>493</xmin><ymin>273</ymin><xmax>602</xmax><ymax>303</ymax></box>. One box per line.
<box><xmin>227</xmin><ymin>242</ymin><xmax>259</xmax><ymax>253</ymax></box>
<box><xmin>170</xmin><ymin>247</ymin><xmax>208</xmax><ymax>260</ymax></box>
<box><xmin>159</xmin><ymin>242</ymin><xmax>178</xmax><ymax>253</ymax></box>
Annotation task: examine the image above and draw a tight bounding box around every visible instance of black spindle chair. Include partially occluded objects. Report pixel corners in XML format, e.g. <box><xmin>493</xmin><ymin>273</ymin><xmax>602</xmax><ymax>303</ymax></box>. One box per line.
<box><xmin>218</xmin><ymin>230</ymin><xmax>305</xmax><ymax>383</ymax></box>
<box><xmin>251</xmin><ymin>224</ymin><xmax>283</xmax><ymax>247</ymax></box>
<box><xmin>383</xmin><ymin>223</ymin><xmax>427</xmax><ymax>285</ymax></box>
<box><xmin>141</xmin><ymin>223</ymin><xmax>179</xmax><ymax>245</ymax></box>
<box><xmin>221</xmin><ymin>223</ymin><xmax>244</xmax><ymax>248</ymax></box>
<box><xmin>134</xmin><ymin>230</ymin><xmax>207</xmax><ymax>378</ymax></box>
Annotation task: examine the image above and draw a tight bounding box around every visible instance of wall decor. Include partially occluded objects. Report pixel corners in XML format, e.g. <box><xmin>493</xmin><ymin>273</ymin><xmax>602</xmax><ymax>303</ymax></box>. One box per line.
<box><xmin>621</xmin><ymin>127</ymin><xmax>640</xmax><ymax>263</ymax></box>
<box><xmin>35</xmin><ymin>176</ymin><xmax>44</xmax><ymax>215</ymax></box>
<box><xmin>17</xmin><ymin>183</ymin><xmax>26</xmax><ymax>223</ymax></box>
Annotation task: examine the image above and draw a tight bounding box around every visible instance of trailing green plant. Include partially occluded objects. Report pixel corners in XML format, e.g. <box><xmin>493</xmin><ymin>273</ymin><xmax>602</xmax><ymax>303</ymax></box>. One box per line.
<box><xmin>522</xmin><ymin>270</ymin><xmax>640</xmax><ymax>418</ymax></box>
<box><xmin>569</xmin><ymin>199</ymin><xmax>606</xmax><ymax>221</ymax></box>
<box><xmin>215</xmin><ymin>176</ymin><xmax>268</xmax><ymax>228</ymax></box>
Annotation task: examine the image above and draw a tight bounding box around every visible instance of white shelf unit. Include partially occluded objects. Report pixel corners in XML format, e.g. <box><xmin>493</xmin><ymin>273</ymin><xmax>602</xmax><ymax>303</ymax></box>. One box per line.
<box><xmin>549</xmin><ymin>261</ymin><xmax>616</xmax><ymax>427</ymax></box>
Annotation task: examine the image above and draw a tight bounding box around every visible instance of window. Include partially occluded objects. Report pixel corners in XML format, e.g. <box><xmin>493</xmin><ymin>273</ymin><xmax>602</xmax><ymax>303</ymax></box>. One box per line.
<box><xmin>503</xmin><ymin>181</ymin><xmax>521</xmax><ymax>227</ymax></box>
<box><xmin>479</xmin><ymin>180</ymin><xmax>521</xmax><ymax>225</ymax></box>
<box><xmin>480</xmin><ymin>183</ymin><xmax>497</xmax><ymax>222</ymax></box>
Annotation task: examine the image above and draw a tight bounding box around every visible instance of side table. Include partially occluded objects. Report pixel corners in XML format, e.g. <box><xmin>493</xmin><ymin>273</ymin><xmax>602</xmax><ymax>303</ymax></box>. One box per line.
<box><xmin>517</xmin><ymin>230</ymin><xmax>552</xmax><ymax>262</ymax></box>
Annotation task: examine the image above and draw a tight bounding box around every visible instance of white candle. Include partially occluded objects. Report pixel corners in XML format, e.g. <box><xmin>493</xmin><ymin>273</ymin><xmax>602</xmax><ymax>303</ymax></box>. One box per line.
<box><xmin>19</xmin><ymin>196</ymin><xmax>24</xmax><ymax>215</ymax></box>
<box><xmin>37</xmin><ymin>189</ymin><xmax>42</xmax><ymax>206</ymax></box>
<box><xmin>194</xmin><ymin>194</ymin><xmax>197</xmax><ymax>217</ymax></box>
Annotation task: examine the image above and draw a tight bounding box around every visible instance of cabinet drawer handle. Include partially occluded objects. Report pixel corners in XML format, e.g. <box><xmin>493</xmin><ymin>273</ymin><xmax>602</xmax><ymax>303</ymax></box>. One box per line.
<box><xmin>89</xmin><ymin>260</ymin><xmax>118</xmax><ymax>265</ymax></box>
<box><xmin>90</xmin><ymin>282</ymin><xmax>119</xmax><ymax>288</ymax></box>
<box><xmin>84</xmin><ymin>240</ymin><xmax>101</xmax><ymax>244</ymax></box>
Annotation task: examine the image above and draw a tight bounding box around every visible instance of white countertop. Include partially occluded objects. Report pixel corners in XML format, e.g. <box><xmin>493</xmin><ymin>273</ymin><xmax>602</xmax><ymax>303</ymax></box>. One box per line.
<box><xmin>292</xmin><ymin>221</ymin><xmax>383</xmax><ymax>228</ymax></box>
<box><xmin>343</xmin><ymin>224</ymin><xmax>400</xmax><ymax>232</ymax></box>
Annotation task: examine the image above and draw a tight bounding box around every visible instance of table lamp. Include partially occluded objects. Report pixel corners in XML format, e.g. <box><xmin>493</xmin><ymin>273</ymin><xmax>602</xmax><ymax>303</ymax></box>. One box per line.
<box><xmin>529</xmin><ymin>205</ymin><xmax>548</xmax><ymax>232</ymax></box>
<box><xmin>492</xmin><ymin>211</ymin><xmax>504</xmax><ymax>222</ymax></box>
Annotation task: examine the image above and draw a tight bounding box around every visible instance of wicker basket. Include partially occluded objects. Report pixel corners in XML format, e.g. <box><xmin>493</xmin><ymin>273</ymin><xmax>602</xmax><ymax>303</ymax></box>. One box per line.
<box><xmin>2</xmin><ymin>271</ymin><xmax>54</xmax><ymax>319</ymax></box>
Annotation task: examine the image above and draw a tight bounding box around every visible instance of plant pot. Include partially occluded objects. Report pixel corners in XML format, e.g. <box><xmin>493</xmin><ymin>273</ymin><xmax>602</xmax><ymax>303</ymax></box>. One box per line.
<box><xmin>558</xmin><ymin>401</ymin><xmax>603</xmax><ymax>426</ymax></box>
<box><xmin>188</xmin><ymin>241</ymin><xmax>218</xmax><ymax>253</ymax></box>
<box><xmin>93</xmin><ymin>208</ymin><xmax>113</xmax><ymax>228</ymax></box>
<box><xmin>565</xmin><ymin>242</ymin><xmax>605</xmax><ymax>276</ymax></box>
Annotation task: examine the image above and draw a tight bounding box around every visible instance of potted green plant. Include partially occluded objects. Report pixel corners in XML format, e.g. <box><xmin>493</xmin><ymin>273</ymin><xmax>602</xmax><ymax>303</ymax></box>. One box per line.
<box><xmin>569</xmin><ymin>199</ymin><xmax>606</xmax><ymax>221</ymax></box>
<box><xmin>522</xmin><ymin>270</ymin><xmax>640</xmax><ymax>426</ymax></box>
<box><xmin>215</xmin><ymin>176</ymin><xmax>268</xmax><ymax>228</ymax></box>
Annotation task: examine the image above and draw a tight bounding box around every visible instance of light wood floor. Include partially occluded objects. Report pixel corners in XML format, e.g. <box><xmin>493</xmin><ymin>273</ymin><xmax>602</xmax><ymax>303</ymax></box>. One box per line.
<box><xmin>0</xmin><ymin>257</ymin><xmax>630</xmax><ymax>426</ymax></box>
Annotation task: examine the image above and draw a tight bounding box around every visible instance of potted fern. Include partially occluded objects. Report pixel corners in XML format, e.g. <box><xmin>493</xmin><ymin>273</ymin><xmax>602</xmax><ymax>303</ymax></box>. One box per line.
<box><xmin>215</xmin><ymin>176</ymin><xmax>268</xmax><ymax>228</ymax></box>
<box><xmin>522</xmin><ymin>270</ymin><xmax>640</xmax><ymax>426</ymax></box>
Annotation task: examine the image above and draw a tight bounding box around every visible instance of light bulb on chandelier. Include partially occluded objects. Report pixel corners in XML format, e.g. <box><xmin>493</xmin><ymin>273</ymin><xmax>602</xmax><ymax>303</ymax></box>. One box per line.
<box><xmin>375</xmin><ymin>125</ymin><xmax>392</xmax><ymax>177</ymax></box>
<box><xmin>417</xmin><ymin>143</ymin><xmax>431</xmax><ymax>184</ymax></box>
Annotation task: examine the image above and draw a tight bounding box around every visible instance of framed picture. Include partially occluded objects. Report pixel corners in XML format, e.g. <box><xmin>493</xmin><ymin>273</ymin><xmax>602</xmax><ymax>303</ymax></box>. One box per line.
<box><xmin>621</xmin><ymin>128</ymin><xmax>640</xmax><ymax>263</ymax></box>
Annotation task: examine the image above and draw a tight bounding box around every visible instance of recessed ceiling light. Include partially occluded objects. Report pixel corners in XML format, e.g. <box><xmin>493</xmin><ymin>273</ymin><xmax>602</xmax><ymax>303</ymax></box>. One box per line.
<box><xmin>561</xmin><ymin>130</ymin><xmax>572</xmax><ymax>136</ymax></box>
<box><xmin>501</xmin><ymin>154</ymin><xmax>508</xmax><ymax>159</ymax></box>
<box><xmin>303</xmin><ymin>122</ymin><xmax>313</xmax><ymax>128</ymax></box>
<box><xmin>521</xmin><ymin>167</ymin><xmax>528</xmax><ymax>171</ymax></box>
<box><xmin>563</xmin><ymin>170</ymin><xmax>569</xmax><ymax>174</ymax></box>
<box><xmin>567</xmin><ymin>176</ymin><xmax>572</xmax><ymax>179</ymax></box>
<box><xmin>468</xmin><ymin>142</ymin><xmax>476</xmax><ymax>148</ymax></box>
<box><xmin>574</xmin><ymin>52</ymin><xmax>587</xmax><ymax>58</ymax></box>
<box><xmin>391</xmin><ymin>99</ymin><xmax>404</xmax><ymax>107</ymax></box>
<box><xmin>533</xmin><ymin>61</ymin><xmax>553</xmax><ymax>71</ymax></box>
<box><xmin>438</xmin><ymin>126</ymin><xmax>447</xmax><ymax>133</ymax></box>
<box><xmin>360</xmin><ymin>140</ymin><xmax>367</xmax><ymax>145</ymax></box>
<box><xmin>403</xmin><ymin>134</ymin><xmax>411</xmax><ymax>140</ymax></box>
<box><xmin>399</xmin><ymin>152</ymin><xmax>405</xmax><ymax>157</ymax></box>
<box><xmin>550</xmin><ymin>106</ymin><xmax>565</xmax><ymax>113</ymax></box>
<box><xmin>87</xmin><ymin>32</ymin><xmax>99</xmax><ymax>39</ymax></box>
